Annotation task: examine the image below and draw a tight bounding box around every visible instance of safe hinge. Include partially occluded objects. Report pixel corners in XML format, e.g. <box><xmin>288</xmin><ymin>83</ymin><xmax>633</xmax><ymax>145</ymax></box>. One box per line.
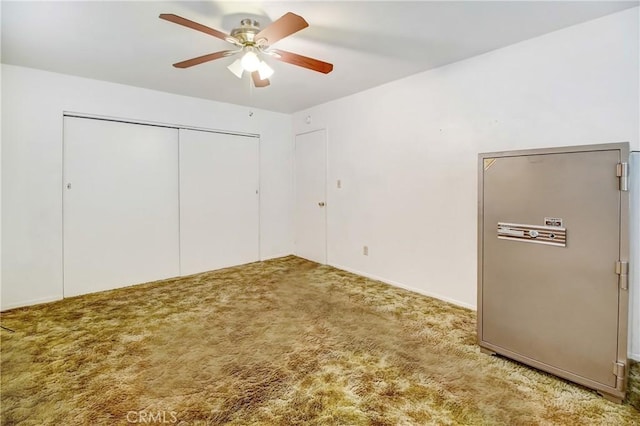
<box><xmin>615</xmin><ymin>261</ymin><xmax>629</xmax><ymax>291</ymax></box>
<box><xmin>613</xmin><ymin>361</ymin><xmax>626</xmax><ymax>391</ymax></box>
<box><xmin>616</xmin><ymin>162</ymin><xmax>629</xmax><ymax>191</ymax></box>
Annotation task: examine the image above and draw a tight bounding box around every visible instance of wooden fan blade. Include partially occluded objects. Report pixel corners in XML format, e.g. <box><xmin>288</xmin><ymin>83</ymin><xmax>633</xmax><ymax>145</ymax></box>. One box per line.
<box><xmin>272</xmin><ymin>49</ymin><xmax>333</xmax><ymax>74</ymax></box>
<box><xmin>159</xmin><ymin>13</ymin><xmax>234</xmax><ymax>43</ymax></box>
<box><xmin>173</xmin><ymin>50</ymin><xmax>235</xmax><ymax>68</ymax></box>
<box><xmin>251</xmin><ymin>71</ymin><xmax>270</xmax><ymax>88</ymax></box>
<box><xmin>255</xmin><ymin>12</ymin><xmax>308</xmax><ymax>45</ymax></box>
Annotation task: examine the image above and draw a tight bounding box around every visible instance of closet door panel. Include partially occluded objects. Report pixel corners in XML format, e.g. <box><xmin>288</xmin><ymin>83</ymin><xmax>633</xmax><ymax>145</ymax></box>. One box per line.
<box><xmin>63</xmin><ymin>117</ymin><xmax>180</xmax><ymax>297</ymax></box>
<box><xmin>179</xmin><ymin>129</ymin><xmax>259</xmax><ymax>275</ymax></box>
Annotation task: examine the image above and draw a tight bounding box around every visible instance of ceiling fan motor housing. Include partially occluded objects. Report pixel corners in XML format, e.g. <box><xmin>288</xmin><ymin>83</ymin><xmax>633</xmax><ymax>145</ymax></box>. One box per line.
<box><xmin>230</xmin><ymin>19</ymin><xmax>262</xmax><ymax>45</ymax></box>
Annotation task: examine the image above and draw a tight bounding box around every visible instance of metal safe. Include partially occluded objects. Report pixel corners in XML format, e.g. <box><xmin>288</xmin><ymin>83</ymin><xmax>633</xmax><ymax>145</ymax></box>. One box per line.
<box><xmin>477</xmin><ymin>143</ymin><xmax>630</xmax><ymax>403</ymax></box>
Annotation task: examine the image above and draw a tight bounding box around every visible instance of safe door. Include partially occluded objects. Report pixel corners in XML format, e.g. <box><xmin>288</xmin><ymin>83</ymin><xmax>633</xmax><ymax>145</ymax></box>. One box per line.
<box><xmin>478</xmin><ymin>143</ymin><xmax>630</xmax><ymax>402</ymax></box>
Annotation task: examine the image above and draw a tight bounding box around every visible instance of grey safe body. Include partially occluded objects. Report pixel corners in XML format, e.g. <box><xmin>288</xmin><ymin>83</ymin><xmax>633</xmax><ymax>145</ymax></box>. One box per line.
<box><xmin>477</xmin><ymin>143</ymin><xmax>630</xmax><ymax>403</ymax></box>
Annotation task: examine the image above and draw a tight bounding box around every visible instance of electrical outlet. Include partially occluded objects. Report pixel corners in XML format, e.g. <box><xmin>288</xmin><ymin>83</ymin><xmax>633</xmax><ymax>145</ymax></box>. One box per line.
<box><xmin>337</xmin><ymin>179</ymin><xmax>342</xmax><ymax>189</ymax></box>
<box><xmin>363</xmin><ymin>246</ymin><xmax>368</xmax><ymax>256</ymax></box>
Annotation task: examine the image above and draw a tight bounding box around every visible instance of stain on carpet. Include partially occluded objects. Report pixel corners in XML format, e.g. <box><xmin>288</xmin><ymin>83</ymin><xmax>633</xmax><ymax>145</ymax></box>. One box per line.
<box><xmin>1</xmin><ymin>256</ymin><xmax>638</xmax><ymax>425</ymax></box>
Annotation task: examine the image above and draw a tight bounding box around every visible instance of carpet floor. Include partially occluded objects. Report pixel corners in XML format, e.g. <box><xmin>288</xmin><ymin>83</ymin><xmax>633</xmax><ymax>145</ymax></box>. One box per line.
<box><xmin>1</xmin><ymin>256</ymin><xmax>638</xmax><ymax>425</ymax></box>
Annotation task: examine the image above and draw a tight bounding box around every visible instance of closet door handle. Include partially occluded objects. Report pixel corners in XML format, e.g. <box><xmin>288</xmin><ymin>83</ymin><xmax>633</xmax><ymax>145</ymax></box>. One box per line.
<box><xmin>318</xmin><ymin>202</ymin><xmax>325</xmax><ymax>207</ymax></box>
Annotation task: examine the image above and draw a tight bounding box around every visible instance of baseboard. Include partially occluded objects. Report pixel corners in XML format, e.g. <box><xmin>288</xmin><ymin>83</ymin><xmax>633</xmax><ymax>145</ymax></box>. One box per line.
<box><xmin>260</xmin><ymin>253</ymin><xmax>294</xmax><ymax>261</ymax></box>
<box><xmin>629</xmin><ymin>352</ymin><xmax>640</xmax><ymax>362</ymax></box>
<box><xmin>1</xmin><ymin>295</ymin><xmax>63</xmax><ymax>312</ymax></box>
<box><xmin>328</xmin><ymin>262</ymin><xmax>476</xmax><ymax>311</ymax></box>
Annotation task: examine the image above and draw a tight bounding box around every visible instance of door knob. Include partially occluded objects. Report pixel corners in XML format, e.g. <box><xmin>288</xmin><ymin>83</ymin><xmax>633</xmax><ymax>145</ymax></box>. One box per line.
<box><xmin>318</xmin><ymin>202</ymin><xmax>325</xmax><ymax>207</ymax></box>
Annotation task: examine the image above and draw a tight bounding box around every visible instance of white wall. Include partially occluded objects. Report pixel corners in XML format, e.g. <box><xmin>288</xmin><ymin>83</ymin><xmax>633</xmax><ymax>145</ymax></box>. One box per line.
<box><xmin>293</xmin><ymin>8</ymin><xmax>639</xmax><ymax>357</ymax></box>
<box><xmin>1</xmin><ymin>64</ymin><xmax>293</xmax><ymax>310</ymax></box>
<box><xmin>0</xmin><ymin>2</ymin><xmax>3</xmax><ymax>300</ymax></box>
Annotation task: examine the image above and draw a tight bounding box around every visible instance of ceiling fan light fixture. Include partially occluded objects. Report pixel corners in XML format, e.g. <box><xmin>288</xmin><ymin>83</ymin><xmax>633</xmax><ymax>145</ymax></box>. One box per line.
<box><xmin>227</xmin><ymin>58</ymin><xmax>244</xmax><ymax>79</ymax></box>
<box><xmin>257</xmin><ymin>61</ymin><xmax>274</xmax><ymax>80</ymax></box>
<box><xmin>161</xmin><ymin>11</ymin><xmax>333</xmax><ymax>88</ymax></box>
<box><xmin>240</xmin><ymin>49</ymin><xmax>260</xmax><ymax>72</ymax></box>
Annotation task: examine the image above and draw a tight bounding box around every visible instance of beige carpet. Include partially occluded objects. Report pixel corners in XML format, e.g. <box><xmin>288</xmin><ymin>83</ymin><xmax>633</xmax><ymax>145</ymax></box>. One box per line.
<box><xmin>1</xmin><ymin>256</ymin><xmax>638</xmax><ymax>425</ymax></box>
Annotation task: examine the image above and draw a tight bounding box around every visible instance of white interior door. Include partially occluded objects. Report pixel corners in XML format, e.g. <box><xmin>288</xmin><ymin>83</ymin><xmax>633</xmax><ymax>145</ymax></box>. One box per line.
<box><xmin>294</xmin><ymin>129</ymin><xmax>327</xmax><ymax>263</ymax></box>
<box><xmin>179</xmin><ymin>129</ymin><xmax>259</xmax><ymax>275</ymax></box>
<box><xmin>63</xmin><ymin>117</ymin><xmax>180</xmax><ymax>297</ymax></box>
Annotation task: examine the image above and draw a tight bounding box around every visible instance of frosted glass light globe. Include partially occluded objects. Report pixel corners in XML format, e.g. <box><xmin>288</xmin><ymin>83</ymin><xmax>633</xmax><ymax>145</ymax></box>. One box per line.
<box><xmin>241</xmin><ymin>51</ymin><xmax>260</xmax><ymax>72</ymax></box>
<box><xmin>257</xmin><ymin>61</ymin><xmax>274</xmax><ymax>80</ymax></box>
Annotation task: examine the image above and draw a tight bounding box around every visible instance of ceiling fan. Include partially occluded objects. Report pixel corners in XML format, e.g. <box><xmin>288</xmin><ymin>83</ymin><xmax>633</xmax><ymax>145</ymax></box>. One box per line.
<box><xmin>159</xmin><ymin>12</ymin><xmax>333</xmax><ymax>88</ymax></box>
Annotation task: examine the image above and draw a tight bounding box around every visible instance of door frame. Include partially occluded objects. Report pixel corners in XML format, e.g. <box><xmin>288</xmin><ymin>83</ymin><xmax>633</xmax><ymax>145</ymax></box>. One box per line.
<box><xmin>294</xmin><ymin>128</ymin><xmax>328</xmax><ymax>264</ymax></box>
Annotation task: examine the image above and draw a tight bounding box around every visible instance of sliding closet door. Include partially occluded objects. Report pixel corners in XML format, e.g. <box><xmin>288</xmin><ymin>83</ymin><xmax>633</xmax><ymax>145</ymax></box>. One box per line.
<box><xmin>179</xmin><ymin>129</ymin><xmax>259</xmax><ymax>275</ymax></box>
<box><xmin>63</xmin><ymin>117</ymin><xmax>180</xmax><ymax>297</ymax></box>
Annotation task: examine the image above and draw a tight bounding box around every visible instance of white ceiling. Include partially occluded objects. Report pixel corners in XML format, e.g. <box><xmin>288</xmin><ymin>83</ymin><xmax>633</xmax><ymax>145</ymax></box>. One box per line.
<box><xmin>2</xmin><ymin>1</ymin><xmax>638</xmax><ymax>113</ymax></box>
